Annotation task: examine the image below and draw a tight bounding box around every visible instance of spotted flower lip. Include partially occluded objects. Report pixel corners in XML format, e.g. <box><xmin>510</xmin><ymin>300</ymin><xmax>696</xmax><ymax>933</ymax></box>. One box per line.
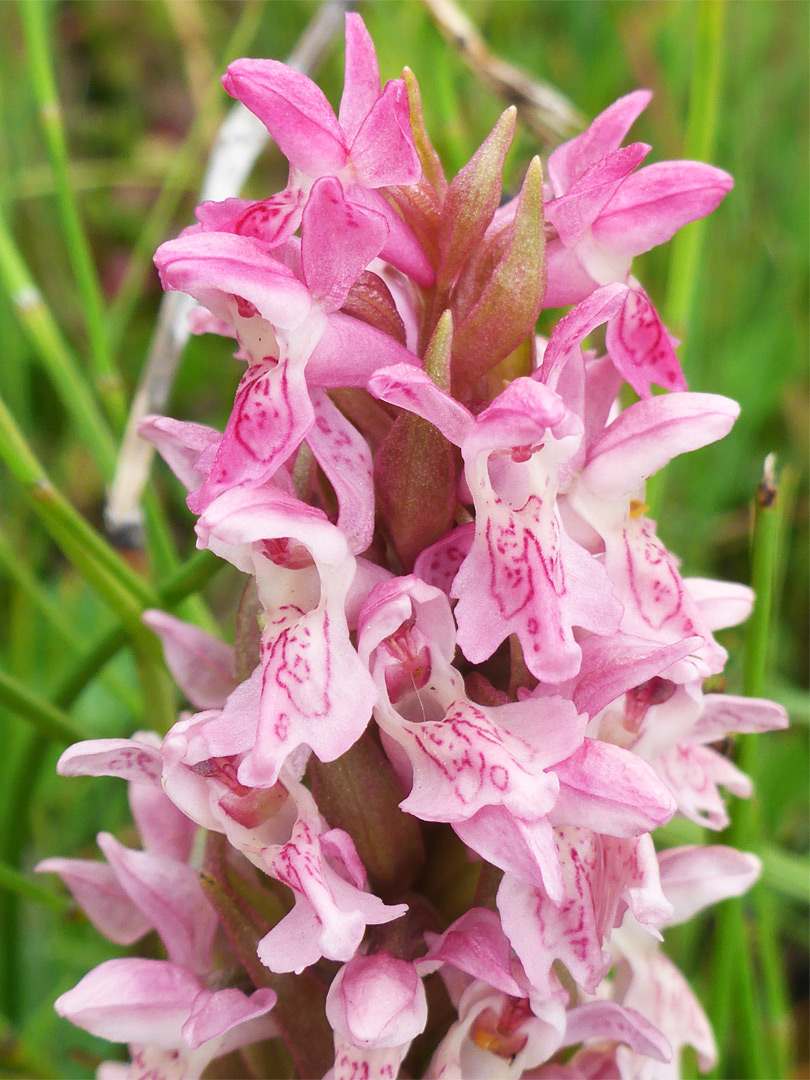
<box><xmin>154</xmin><ymin>176</ymin><xmax>421</xmax><ymax>515</ymax></box>
<box><xmin>368</xmin><ymin>365</ymin><xmax>623</xmax><ymax>682</ymax></box>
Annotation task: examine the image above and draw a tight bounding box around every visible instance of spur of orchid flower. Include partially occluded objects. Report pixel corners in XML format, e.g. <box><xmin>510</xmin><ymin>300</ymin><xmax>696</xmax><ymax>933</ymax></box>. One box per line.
<box><xmin>40</xmin><ymin>14</ymin><xmax>786</xmax><ymax>1080</ymax></box>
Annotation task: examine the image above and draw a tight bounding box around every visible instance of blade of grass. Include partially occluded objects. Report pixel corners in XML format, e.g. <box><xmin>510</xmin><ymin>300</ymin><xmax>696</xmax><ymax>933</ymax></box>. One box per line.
<box><xmin>0</xmin><ymin>389</ymin><xmax>179</xmax><ymax>748</ymax></box>
<box><xmin>708</xmin><ymin>456</ymin><xmax>790</xmax><ymax>1079</ymax></box>
<box><xmin>163</xmin><ymin>0</ymin><xmax>218</xmax><ymax>111</ymax></box>
<box><xmin>735</xmin><ymin>458</ymin><xmax>794</xmax><ymax>1077</ymax></box>
<box><xmin>18</xmin><ymin>0</ymin><xmax>127</xmax><ymax>429</ymax></box>
<box><xmin>0</xmin><ymin>669</ymin><xmax>84</xmax><ymax>745</ymax></box>
<box><xmin>0</xmin><ymin>860</ymin><xmax>68</xmax><ymax>912</ymax></box>
<box><xmin>0</xmin><ymin>203</ymin><xmax>212</xmax><ymax>626</ymax></box>
<box><xmin>0</xmin><ymin>393</ymin><xmax>156</xmax><ymax>615</ymax></box>
<box><xmin>0</xmin><ymin>205</ymin><xmax>204</xmax><ymax>598</ymax></box>
<box><xmin>664</xmin><ymin>0</ymin><xmax>727</xmax><ymax>338</ymax></box>
<box><xmin>0</xmin><ymin>529</ymin><xmax>140</xmax><ymax>711</ymax></box>
<box><xmin>0</xmin><ymin>546</ymin><xmax>221</xmax><ymax>1021</ymax></box>
<box><xmin>0</xmin><ymin>210</ymin><xmax>116</xmax><ymax>472</ymax></box>
<box><xmin>54</xmin><ymin>548</ymin><xmax>221</xmax><ymax>708</ymax></box>
<box><xmin>648</xmin><ymin>0</ymin><xmax>726</xmax><ymax>521</ymax></box>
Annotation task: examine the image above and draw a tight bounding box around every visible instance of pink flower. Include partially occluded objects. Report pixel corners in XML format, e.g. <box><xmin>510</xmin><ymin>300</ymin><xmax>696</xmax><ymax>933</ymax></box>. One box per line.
<box><xmin>216</xmin><ymin>13</ymin><xmax>432</xmax><ymax>284</ymax></box>
<box><xmin>55</xmin><ymin>959</ymin><xmax>277</xmax><ymax>1080</ymax></box>
<box><xmin>192</xmin><ymin>484</ymin><xmax>378</xmax><ymax>787</ymax></box>
<box><xmin>325</xmin><ymin>953</ymin><xmax>428</xmax><ymax>1079</ymax></box>
<box><xmin>538</xmin><ymin>92</ymin><xmax>732</xmax><ymax>396</ymax></box>
<box><xmin>358</xmin><ymin>577</ymin><xmax>674</xmax><ymax>901</ymax></box>
<box><xmin>368</xmin><ymin>366</ymin><xmax>623</xmax><ymax>682</ymax></box>
<box><xmin>255</xmin><ymin>783</ymin><xmax>408</xmax><ymax>974</ymax></box>
<box><xmin>418</xmin><ymin>909</ymin><xmax>670</xmax><ymax>1079</ymax></box>
<box><xmin>155</xmin><ymin>176</ymin><xmax>419</xmax><ymax>513</ymax></box>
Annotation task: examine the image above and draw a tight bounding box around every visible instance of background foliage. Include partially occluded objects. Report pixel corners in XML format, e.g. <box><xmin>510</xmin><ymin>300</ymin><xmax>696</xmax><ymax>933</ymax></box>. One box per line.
<box><xmin>0</xmin><ymin>2</ymin><xmax>806</xmax><ymax>1077</ymax></box>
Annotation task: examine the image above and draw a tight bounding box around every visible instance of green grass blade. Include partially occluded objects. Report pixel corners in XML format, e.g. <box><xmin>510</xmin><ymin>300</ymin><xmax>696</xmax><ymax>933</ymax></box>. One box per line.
<box><xmin>18</xmin><ymin>0</ymin><xmax>127</xmax><ymax>429</ymax></box>
<box><xmin>708</xmin><ymin>457</ymin><xmax>791</xmax><ymax>1078</ymax></box>
<box><xmin>0</xmin><ymin>667</ymin><xmax>85</xmax><ymax>745</ymax></box>
<box><xmin>664</xmin><ymin>0</ymin><xmax>727</xmax><ymax>338</ymax></box>
<box><xmin>0</xmin><ymin>210</ymin><xmax>116</xmax><ymax>474</ymax></box>
<box><xmin>0</xmin><ymin>860</ymin><xmax>68</xmax><ymax>912</ymax></box>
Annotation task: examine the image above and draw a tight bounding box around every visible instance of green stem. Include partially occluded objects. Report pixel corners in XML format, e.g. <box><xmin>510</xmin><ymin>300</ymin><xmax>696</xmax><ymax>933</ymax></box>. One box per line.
<box><xmin>738</xmin><ymin>459</ymin><xmax>792</xmax><ymax>1077</ymax></box>
<box><xmin>664</xmin><ymin>0</ymin><xmax>727</xmax><ymax>337</ymax></box>
<box><xmin>0</xmin><ymin>210</ymin><xmax>116</xmax><ymax>473</ymax></box>
<box><xmin>761</xmin><ymin>845</ymin><xmax>810</xmax><ymax>905</ymax></box>
<box><xmin>742</xmin><ymin>458</ymin><xmax>780</xmax><ymax>702</ymax></box>
<box><xmin>0</xmin><ymin>668</ymin><xmax>86</xmax><ymax>744</ymax></box>
<box><xmin>18</xmin><ymin>0</ymin><xmax>127</xmax><ymax>429</ymax></box>
<box><xmin>0</xmin><ymin>394</ymin><xmax>154</xmax><ymax>615</ymax></box>
<box><xmin>0</xmin><ymin>859</ymin><xmax>68</xmax><ymax>912</ymax></box>
<box><xmin>709</xmin><ymin>458</ymin><xmax>788</xmax><ymax>1079</ymax></box>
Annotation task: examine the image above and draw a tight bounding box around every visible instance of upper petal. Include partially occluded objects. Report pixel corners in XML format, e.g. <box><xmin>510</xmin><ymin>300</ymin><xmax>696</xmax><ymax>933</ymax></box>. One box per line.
<box><xmin>551</xmin><ymin>739</ymin><xmax>676</xmax><ymax>835</ymax></box>
<box><xmin>349</xmin><ymin>80</ymin><xmax>421</xmax><ymax>187</ymax></box>
<box><xmin>143</xmin><ymin>611</ymin><xmax>236</xmax><ymax>710</ymax></box>
<box><xmin>222</xmin><ymin>59</ymin><xmax>347</xmax><ymax>175</ymax></box>
<box><xmin>338</xmin><ymin>14</ymin><xmax>381</xmax><ymax>144</ymax></box>
<box><xmin>546</xmin><ymin>143</ymin><xmax>651</xmax><ymax>246</ymax></box>
<box><xmin>55</xmin><ymin>958</ymin><xmax>201</xmax><ymax>1047</ymax></box>
<box><xmin>301</xmin><ymin>178</ymin><xmax>388</xmax><ymax>310</ymax></box>
<box><xmin>657</xmin><ymin>845</ymin><xmax>761</xmax><ymax>926</ymax></box>
<box><xmin>547</xmin><ymin>90</ymin><xmax>652</xmax><ymax>196</ymax></box>
<box><xmin>582</xmin><ymin>392</ymin><xmax>740</xmax><ymax>499</ymax></box>
<box><xmin>35</xmin><ymin>858</ymin><xmax>151</xmax><ymax>946</ymax></box>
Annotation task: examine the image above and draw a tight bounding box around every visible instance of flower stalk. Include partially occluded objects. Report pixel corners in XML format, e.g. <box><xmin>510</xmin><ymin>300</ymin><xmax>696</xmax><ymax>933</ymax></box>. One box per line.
<box><xmin>37</xmin><ymin>15</ymin><xmax>788</xmax><ymax>1080</ymax></box>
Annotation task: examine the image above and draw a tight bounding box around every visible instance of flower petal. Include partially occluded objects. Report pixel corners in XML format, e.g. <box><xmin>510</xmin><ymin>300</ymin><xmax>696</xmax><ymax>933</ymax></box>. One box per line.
<box><xmin>547</xmin><ymin>90</ymin><xmax>652</xmax><ymax>196</ymax></box>
<box><xmin>143</xmin><ymin>611</ymin><xmax>236</xmax><ymax>710</ymax></box>
<box><xmin>592</xmin><ymin>161</ymin><xmax>733</xmax><ymax>257</ymax></box>
<box><xmin>582</xmin><ymin>392</ymin><xmax>739</xmax><ymax>499</ymax></box>
<box><xmin>222</xmin><ymin>59</ymin><xmax>347</xmax><ymax>174</ymax></box>
<box><xmin>55</xmin><ymin>958</ymin><xmax>201</xmax><ymax>1048</ymax></box>
<box><xmin>338</xmin><ymin>14</ymin><xmax>381</xmax><ymax>144</ymax></box>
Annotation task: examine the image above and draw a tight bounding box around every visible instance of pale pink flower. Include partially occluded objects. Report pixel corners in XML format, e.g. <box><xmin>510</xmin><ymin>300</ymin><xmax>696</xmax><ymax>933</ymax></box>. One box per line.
<box><xmin>325</xmin><ymin>953</ymin><xmax>428</xmax><ymax>1080</ymax></box>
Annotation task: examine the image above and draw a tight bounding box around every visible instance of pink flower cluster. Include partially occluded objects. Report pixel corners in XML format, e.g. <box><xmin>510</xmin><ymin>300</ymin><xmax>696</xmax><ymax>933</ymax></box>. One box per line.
<box><xmin>41</xmin><ymin>16</ymin><xmax>787</xmax><ymax>1080</ymax></box>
